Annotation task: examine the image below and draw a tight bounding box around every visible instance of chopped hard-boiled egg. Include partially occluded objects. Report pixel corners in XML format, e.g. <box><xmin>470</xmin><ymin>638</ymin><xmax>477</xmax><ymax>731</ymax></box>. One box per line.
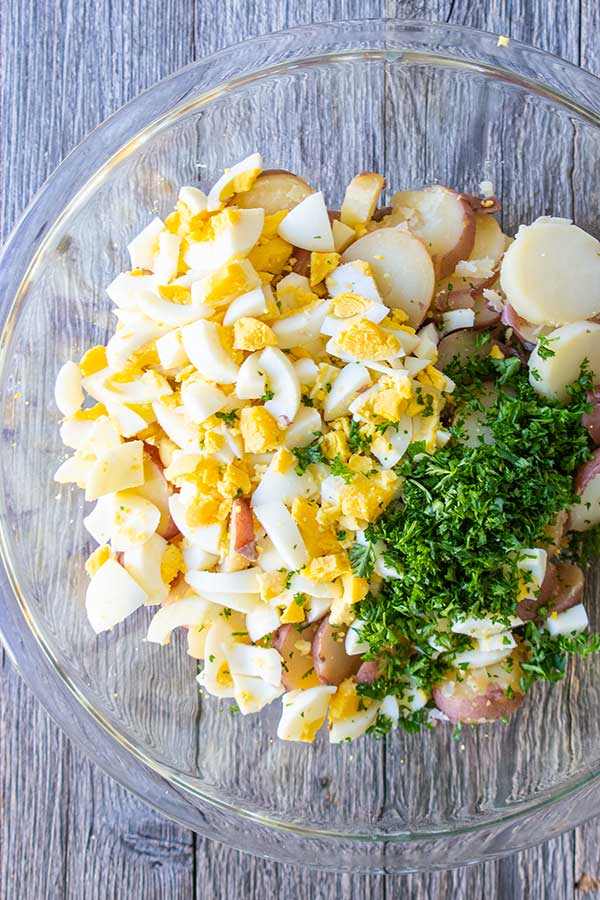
<box><xmin>56</xmin><ymin>152</ymin><xmax>548</xmax><ymax>746</ymax></box>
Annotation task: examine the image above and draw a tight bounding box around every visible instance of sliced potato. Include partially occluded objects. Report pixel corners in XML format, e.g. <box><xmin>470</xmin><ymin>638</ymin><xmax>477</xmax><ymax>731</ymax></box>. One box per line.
<box><xmin>582</xmin><ymin>387</ymin><xmax>600</xmax><ymax>445</ymax></box>
<box><xmin>552</xmin><ymin>562</ymin><xmax>584</xmax><ymax>613</ymax></box>
<box><xmin>340</xmin><ymin>172</ymin><xmax>385</xmax><ymax>229</ymax></box>
<box><xmin>469</xmin><ymin>214</ymin><xmax>507</xmax><ymax>268</ymax></box>
<box><xmin>571</xmin><ymin>448</ymin><xmax>600</xmax><ymax>531</ymax></box>
<box><xmin>341</xmin><ymin>226</ymin><xmax>435</xmax><ymax>327</ymax></box>
<box><xmin>544</xmin><ymin>509</ymin><xmax>568</xmax><ymax>556</ymax></box>
<box><xmin>355</xmin><ymin>659</ymin><xmax>379</xmax><ymax>684</ymax></box>
<box><xmin>528</xmin><ymin>321</ymin><xmax>600</xmax><ymax>401</ymax></box>
<box><xmin>235</xmin><ymin>169</ymin><xmax>313</xmax><ymax>214</ymax></box>
<box><xmin>436</xmin><ymin>328</ymin><xmax>487</xmax><ymax>371</ymax></box>
<box><xmin>313</xmin><ymin>615</ymin><xmax>362</xmax><ymax>686</ymax></box>
<box><xmin>432</xmin><ymin>646</ymin><xmax>526</xmax><ymax>724</ymax></box>
<box><xmin>500</xmin><ymin>218</ymin><xmax>600</xmax><ymax>325</ymax></box>
<box><xmin>391</xmin><ymin>186</ymin><xmax>476</xmax><ymax>279</ymax></box>
<box><xmin>271</xmin><ymin>621</ymin><xmax>322</xmax><ymax>690</ymax></box>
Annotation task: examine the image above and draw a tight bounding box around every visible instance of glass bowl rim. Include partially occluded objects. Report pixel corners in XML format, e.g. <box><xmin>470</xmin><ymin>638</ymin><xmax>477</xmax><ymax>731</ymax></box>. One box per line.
<box><xmin>2</xmin><ymin>16</ymin><xmax>600</xmax><ymax>870</ymax></box>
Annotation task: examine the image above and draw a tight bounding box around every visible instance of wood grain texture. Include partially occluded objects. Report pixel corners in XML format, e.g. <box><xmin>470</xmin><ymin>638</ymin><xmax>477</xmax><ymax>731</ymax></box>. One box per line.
<box><xmin>1</xmin><ymin>0</ymin><xmax>599</xmax><ymax>898</ymax></box>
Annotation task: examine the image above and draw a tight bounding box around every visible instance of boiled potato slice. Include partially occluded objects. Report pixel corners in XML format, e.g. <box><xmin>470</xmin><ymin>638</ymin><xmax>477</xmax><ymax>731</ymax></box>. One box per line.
<box><xmin>341</xmin><ymin>226</ymin><xmax>435</xmax><ymax>327</ymax></box>
<box><xmin>235</xmin><ymin>169</ymin><xmax>313</xmax><ymax>214</ymax></box>
<box><xmin>500</xmin><ymin>218</ymin><xmax>600</xmax><ymax>324</ymax></box>
<box><xmin>340</xmin><ymin>172</ymin><xmax>385</xmax><ymax>229</ymax></box>
<box><xmin>528</xmin><ymin>321</ymin><xmax>600</xmax><ymax>401</ymax></box>
<box><xmin>432</xmin><ymin>646</ymin><xmax>526</xmax><ymax>724</ymax></box>
<box><xmin>571</xmin><ymin>448</ymin><xmax>600</xmax><ymax>531</ymax></box>
<box><xmin>391</xmin><ymin>185</ymin><xmax>476</xmax><ymax>279</ymax></box>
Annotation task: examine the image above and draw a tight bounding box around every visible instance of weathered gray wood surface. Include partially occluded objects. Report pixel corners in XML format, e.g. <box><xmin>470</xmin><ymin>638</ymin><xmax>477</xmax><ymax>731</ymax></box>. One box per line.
<box><xmin>1</xmin><ymin>0</ymin><xmax>600</xmax><ymax>897</ymax></box>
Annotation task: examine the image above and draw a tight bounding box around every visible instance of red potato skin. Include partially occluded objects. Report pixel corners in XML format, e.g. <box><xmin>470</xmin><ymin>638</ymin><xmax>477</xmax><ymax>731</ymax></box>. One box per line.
<box><xmin>552</xmin><ymin>562</ymin><xmax>585</xmax><ymax>614</ymax></box>
<box><xmin>582</xmin><ymin>388</ymin><xmax>600</xmax><ymax>445</ymax></box>
<box><xmin>574</xmin><ymin>448</ymin><xmax>600</xmax><ymax>496</ymax></box>
<box><xmin>372</xmin><ymin>206</ymin><xmax>393</xmax><ymax>222</ymax></box>
<box><xmin>230</xmin><ymin>497</ymin><xmax>257</xmax><ymax>562</ymax></box>
<box><xmin>501</xmin><ymin>304</ymin><xmax>542</xmax><ymax>350</ymax></box>
<box><xmin>516</xmin><ymin>560</ymin><xmax>557</xmax><ymax>621</ymax></box>
<box><xmin>142</xmin><ymin>447</ymin><xmax>181</xmax><ymax>541</ymax></box>
<box><xmin>430</xmin><ymin>188</ymin><xmax>477</xmax><ymax>281</ymax></box>
<box><xmin>143</xmin><ymin>442</ymin><xmax>164</xmax><ymax>473</ymax></box>
<box><xmin>271</xmin><ymin>621</ymin><xmax>322</xmax><ymax>690</ymax></box>
<box><xmin>432</xmin><ymin>646</ymin><xmax>526</xmax><ymax>725</ymax></box>
<box><xmin>313</xmin><ymin>615</ymin><xmax>362</xmax><ymax>686</ymax></box>
<box><xmin>355</xmin><ymin>660</ymin><xmax>379</xmax><ymax>685</ymax></box>
<box><xmin>460</xmin><ymin>193</ymin><xmax>501</xmax><ymax>216</ymax></box>
<box><xmin>292</xmin><ymin>248</ymin><xmax>311</xmax><ymax>277</ymax></box>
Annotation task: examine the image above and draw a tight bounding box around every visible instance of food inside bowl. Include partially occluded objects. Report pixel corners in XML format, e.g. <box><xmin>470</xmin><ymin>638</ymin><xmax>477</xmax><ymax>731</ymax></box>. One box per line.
<box><xmin>53</xmin><ymin>153</ymin><xmax>600</xmax><ymax>742</ymax></box>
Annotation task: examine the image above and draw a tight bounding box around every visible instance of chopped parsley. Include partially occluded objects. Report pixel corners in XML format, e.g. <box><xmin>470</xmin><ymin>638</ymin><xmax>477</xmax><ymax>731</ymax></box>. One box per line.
<box><xmin>348</xmin><ymin>419</ymin><xmax>373</xmax><ymax>454</ymax></box>
<box><xmin>329</xmin><ymin>455</ymin><xmax>354</xmax><ymax>483</ymax></box>
<box><xmin>355</xmin><ymin>342</ymin><xmax>596</xmax><ymax>705</ymax></box>
<box><xmin>291</xmin><ymin>436</ymin><xmax>327</xmax><ymax>474</ymax></box>
<box><xmin>215</xmin><ymin>409</ymin><xmax>239</xmax><ymax>426</ymax></box>
<box><xmin>261</xmin><ymin>389</ymin><xmax>275</xmax><ymax>402</ymax></box>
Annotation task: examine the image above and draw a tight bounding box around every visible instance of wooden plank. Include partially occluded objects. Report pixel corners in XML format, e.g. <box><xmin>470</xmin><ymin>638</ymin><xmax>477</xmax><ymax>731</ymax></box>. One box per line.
<box><xmin>1</xmin><ymin>1</ymin><xmax>599</xmax><ymax>898</ymax></box>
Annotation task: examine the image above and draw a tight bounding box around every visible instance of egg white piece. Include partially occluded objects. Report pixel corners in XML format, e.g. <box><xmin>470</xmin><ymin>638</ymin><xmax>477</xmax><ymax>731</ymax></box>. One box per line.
<box><xmin>55</xmin><ymin>361</ymin><xmax>84</xmax><ymax>418</ymax></box>
<box><xmin>345</xmin><ymin>618</ymin><xmax>369</xmax><ymax>656</ymax></box>
<box><xmin>59</xmin><ymin>417</ymin><xmax>96</xmax><ymax>450</ymax></box>
<box><xmin>85</xmin><ymin>440</ymin><xmax>145</xmax><ymax>501</ymax></box>
<box><xmin>257</xmin><ymin>346</ymin><xmax>301</xmax><ymax>423</ymax></box>
<box><xmin>277</xmin><ymin>191</ymin><xmax>334</xmax><ymax>252</ymax></box>
<box><xmin>181</xmin><ymin>319</ymin><xmax>239</xmax><ymax>384</ymax></box>
<box><xmin>123</xmin><ymin>532</ymin><xmax>168</xmax><ymax>605</ymax></box>
<box><xmin>397</xmin><ymin>678</ymin><xmax>428</xmax><ymax>713</ymax></box>
<box><xmin>370</xmin><ymin>415</ymin><xmax>413</xmax><ymax>468</ymax></box>
<box><xmin>271</xmin><ymin>302</ymin><xmax>329</xmax><ymax>350</ymax></box>
<box><xmin>276</xmin><ymin>272</ymin><xmax>312</xmax><ymax>312</ymax></box>
<box><xmin>329</xmin><ymin>701</ymin><xmax>381</xmax><ymax>744</ymax></box>
<box><xmin>185</xmin><ymin>567</ymin><xmax>261</xmax><ymax>595</ymax></box>
<box><xmin>326</xmin><ymin>260</ymin><xmax>383</xmax><ymax>304</ymax></box>
<box><xmin>452</xmin><ymin>643</ymin><xmax>515</xmax><ymax>670</ymax></box>
<box><xmin>105</xmin><ymin>314</ymin><xmax>168</xmax><ymax>371</ymax></box>
<box><xmin>255</xmin><ymin>538</ymin><xmax>287</xmax><ymax>573</ymax></box>
<box><xmin>86</xmin><ymin>558</ymin><xmax>148</xmax><ymax>634</ymax></box>
<box><xmin>153</xmin><ymin>232</ymin><xmax>181</xmax><ymax>284</ymax></box>
<box><xmin>152</xmin><ymin>401</ymin><xmax>202</xmax><ymax>451</ymax></box>
<box><xmin>305</xmin><ymin>596</ymin><xmax>332</xmax><ymax>624</ymax></box>
<box><xmin>127</xmin><ymin>217</ymin><xmax>165</xmax><ymax>271</ymax></box>
<box><xmin>403</xmin><ymin>356</ymin><xmax>430</xmax><ymax>375</ymax></box>
<box><xmin>235</xmin><ymin>352</ymin><xmax>266</xmax><ymax>400</ymax></box>
<box><xmin>184</xmin><ymin>209</ymin><xmax>264</xmax><ymax>273</ymax></box>
<box><xmin>517</xmin><ymin>547</ymin><xmax>547</xmax><ymax>591</ymax></box>
<box><xmin>179</xmin><ymin>185</ymin><xmax>207</xmax><ymax>215</ymax></box>
<box><xmin>283</xmin><ymin>407</ymin><xmax>323</xmax><ymax>449</ymax></box>
<box><xmin>168</xmin><ymin>495</ymin><xmax>223</xmax><ymax>552</ymax></box>
<box><xmin>289</xmin><ymin>574</ymin><xmax>341</xmax><ymax>600</ymax></box>
<box><xmin>293</xmin><ymin>358</ymin><xmax>319</xmax><ymax>385</ymax></box>
<box><xmin>252</xmin><ymin>456</ymin><xmax>317</xmax><ymax>507</ymax></box>
<box><xmin>222</xmin><ymin>287</ymin><xmax>268</xmax><ymax>325</ymax></box>
<box><xmin>181</xmin><ymin>378</ymin><xmax>227</xmax><ymax>424</ymax></box>
<box><xmin>53</xmin><ymin>452</ymin><xmax>92</xmax><ymax>487</ymax></box>
<box><xmin>245</xmin><ymin>604</ymin><xmax>281</xmax><ymax>643</ymax></box>
<box><xmin>207</xmin><ymin>152</ymin><xmax>263</xmax><ymax>211</ymax></box>
<box><xmin>546</xmin><ymin>603</ymin><xmax>589</xmax><ymax>637</ymax></box>
<box><xmin>477</xmin><ymin>630</ymin><xmax>516</xmax><ymax>654</ymax></box>
<box><xmin>146</xmin><ymin>597</ymin><xmax>216</xmax><ymax>645</ymax></box>
<box><xmin>197</xmin><ymin>619</ymin><xmax>237</xmax><ymax>698</ymax></box>
<box><xmin>83</xmin><ymin>495</ymin><xmax>114</xmax><ymax>544</ymax></box>
<box><xmin>277</xmin><ymin>685</ymin><xmax>337</xmax><ymax>742</ymax></box>
<box><xmin>109</xmin><ymin>490</ymin><xmax>161</xmax><ymax>552</ymax></box>
<box><xmin>441</xmin><ymin>308</ymin><xmax>475</xmax><ymax>335</ymax></box>
<box><xmin>253</xmin><ymin>502</ymin><xmax>309</xmax><ymax>570</ymax></box>
<box><xmin>323</xmin><ymin>363</ymin><xmax>371</xmax><ymax>421</ymax></box>
<box><xmin>320</xmin><ymin>474</ymin><xmax>346</xmax><ymax>507</ymax></box>
<box><xmin>223</xmin><ymin>643</ymin><xmax>282</xmax><ymax>687</ymax></box>
<box><xmin>106</xmin><ymin>272</ymin><xmax>159</xmax><ymax>309</ymax></box>
<box><xmin>189</xmin><ymin>589</ymin><xmax>261</xmax><ymax>616</ymax></box>
<box><xmin>155</xmin><ymin>329</ymin><xmax>189</xmax><ymax>370</ymax></box>
<box><xmin>229</xmin><ymin>672</ymin><xmax>284</xmax><ymax>714</ymax></box>
<box><xmin>181</xmin><ymin>538</ymin><xmax>219</xmax><ymax>573</ymax></box>
<box><xmin>380</xmin><ymin>695</ymin><xmax>400</xmax><ymax>727</ymax></box>
<box><xmin>137</xmin><ymin>291</ymin><xmax>211</xmax><ymax>327</ymax></box>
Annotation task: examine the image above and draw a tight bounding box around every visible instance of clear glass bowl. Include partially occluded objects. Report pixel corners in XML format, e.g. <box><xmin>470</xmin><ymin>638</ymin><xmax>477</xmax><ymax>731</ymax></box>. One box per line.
<box><xmin>1</xmin><ymin>19</ymin><xmax>600</xmax><ymax>873</ymax></box>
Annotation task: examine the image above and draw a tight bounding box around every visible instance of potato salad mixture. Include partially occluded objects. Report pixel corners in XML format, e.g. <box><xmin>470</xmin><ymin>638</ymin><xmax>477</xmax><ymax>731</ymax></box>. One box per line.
<box><xmin>54</xmin><ymin>153</ymin><xmax>600</xmax><ymax>742</ymax></box>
